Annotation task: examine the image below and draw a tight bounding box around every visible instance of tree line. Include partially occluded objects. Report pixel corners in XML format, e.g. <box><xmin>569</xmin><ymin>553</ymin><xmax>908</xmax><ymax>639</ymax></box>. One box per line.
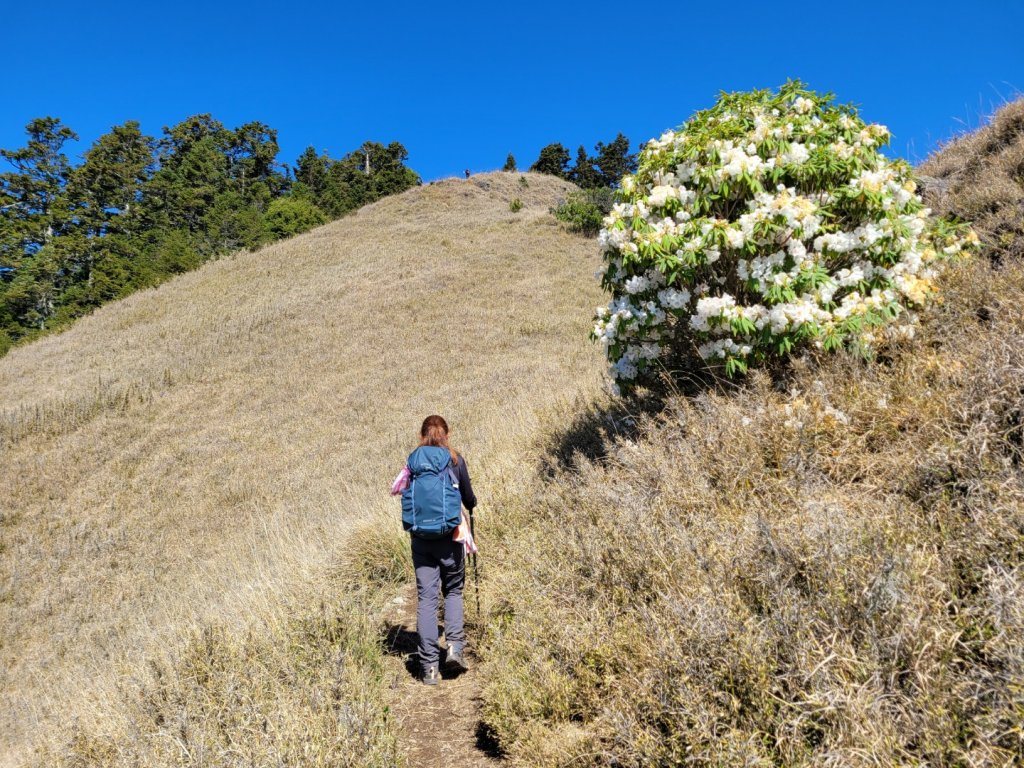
<box><xmin>0</xmin><ymin>115</ymin><xmax>419</xmax><ymax>354</ymax></box>
<box><xmin>519</xmin><ymin>133</ymin><xmax>639</xmax><ymax>236</ymax></box>
<box><xmin>0</xmin><ymin>117</ymin><xmax>636</xmax><ymax>357</ymax></box>
<box><xmin>510</xmin><ymin>133</ymin><xmax>637</xmax><ymax>188</ymax></box>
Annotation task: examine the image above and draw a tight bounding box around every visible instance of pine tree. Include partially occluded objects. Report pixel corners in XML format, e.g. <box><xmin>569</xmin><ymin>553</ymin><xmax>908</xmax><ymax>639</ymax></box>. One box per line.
<box><xmin>503</xmin><ymin>153</ymin><xmax>517</xmax><ymax>172</ymax></box>
<box><xmin>145</xmin><ymin>115</ymin><xmax>231</xmax><ymax>236</ymax></box>
<box><xmin>65</xmin><ymin>121</ymin><xmax>153</xmax><ymax>238</ymax></box>
<box><xmin>0</xmin><ymin>184</ymin><xmax>19</xmax><ymax>271</ymax></box>
<box><xmin>60</xmin><ymin>121</ymin><xmax>155</xmax><ymax>308</ymax></box>
<box><xmin>294</xmin><ymin>146</ymin><xmax>331</xmax><ymax>200</ymax></box>
<box><xmin>593</xmin><ymin>133</ymin><xmax>637</xmax><ymax>188</ymax></box>
<box><xmin>530</xmin><ymin>143</ymin><xmax>571</xmax><ymax>178</ymax></box>
<box><xmin>365</xmin><ymin>141</ymin><xmax>420</xmax><ymax>197</ymax></box>
<box><xmin>569</xmin><ymin>145</ymin><xmax>600</xmax><ymax>188</ymax></box>
<box><xmin>227</xmin><ymin>121</ymin><xmax>285</xmax><ymax>204</ymax></box>
<box><xmin>0</xmin><ymin>117</ymin><xmax>78</xmax><ymax>255</ymax></box>
<box><xmin>157</xmin><ymin>114</ymin><xmax>227</xmax><ymax>167</ymax></box>
<box><xmin>0</xmin><ymin>118</ymin><xmax>78</xmax><ymax>335</ymax></box>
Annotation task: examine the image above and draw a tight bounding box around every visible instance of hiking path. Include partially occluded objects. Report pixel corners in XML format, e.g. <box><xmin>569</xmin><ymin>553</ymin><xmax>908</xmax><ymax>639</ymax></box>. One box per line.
<box><xmin>382</xmin><ymin>584</ymin><xmax>501</xmax><ymax>767</ymax></box>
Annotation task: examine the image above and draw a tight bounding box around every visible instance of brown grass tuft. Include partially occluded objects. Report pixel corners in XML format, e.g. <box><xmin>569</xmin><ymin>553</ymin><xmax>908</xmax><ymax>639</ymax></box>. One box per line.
<box><xmin>919</xmin><ymin>98</ymin><xmax>1024</xmax><ymax>262</ymax></box>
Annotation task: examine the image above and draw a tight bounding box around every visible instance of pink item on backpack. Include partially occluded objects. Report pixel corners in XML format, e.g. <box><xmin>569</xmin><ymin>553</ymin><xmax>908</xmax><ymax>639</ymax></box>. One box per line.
<box><xmin>390</xmin><ymin>465</ymin><xmax>411</xmax><ymax>496</ymax></box>
<box><xmin>454</xmin><ymin>510</ymin><xmax>478</xmax><ymax>555</ymax></box>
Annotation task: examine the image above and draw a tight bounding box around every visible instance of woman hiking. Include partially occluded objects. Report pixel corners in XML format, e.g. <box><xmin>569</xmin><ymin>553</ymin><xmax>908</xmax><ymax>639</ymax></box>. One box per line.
<box><xmin>391</xmin><ymin>415</ymin><xmax>478</xmax><ymax>685</ymax></box>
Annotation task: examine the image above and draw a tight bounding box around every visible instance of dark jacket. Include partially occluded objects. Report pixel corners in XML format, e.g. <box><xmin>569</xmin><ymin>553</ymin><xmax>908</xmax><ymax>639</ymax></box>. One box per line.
<box><xmin>452</xmin><ymin>455</ymin><xmax>477</xmax><ymax>511</ymax></box>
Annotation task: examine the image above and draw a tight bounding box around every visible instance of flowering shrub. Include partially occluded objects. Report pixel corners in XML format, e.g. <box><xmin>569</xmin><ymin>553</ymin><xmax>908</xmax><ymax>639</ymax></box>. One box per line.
<box><xmin>592</xmin><ymin>82</ymin><xmax>979</xmax><ymax>391</ymax></box>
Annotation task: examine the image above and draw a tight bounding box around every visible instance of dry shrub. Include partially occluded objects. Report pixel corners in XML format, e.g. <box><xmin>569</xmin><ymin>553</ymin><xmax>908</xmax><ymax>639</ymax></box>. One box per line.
<box><xmin>480</xmin><ymin>109</ymin><xmax>1024</xmax><ymax>766</ymax></box>
<box><xmin>47</xmin><ymin>577</ymin><xmax>402</xmax><ymax>768</ymax></box>
<box><xmin>47</xmin><ymin>512</ymin><xmax>414</xmax><ymax>766</ymax></box>
<box><xmin>482</xmin><ymin>255</ymin><xmax>1024</xmax><ymax>766</ymax></box>
<box><xmin>337</xmin><ymin>509</ymin><xmax>414</xmax><ymax>588</ymax></box>
<box><xmin>919</xmin><ymin>98</ymin><xmax>1024</xmax><ymax>262</ymax></box>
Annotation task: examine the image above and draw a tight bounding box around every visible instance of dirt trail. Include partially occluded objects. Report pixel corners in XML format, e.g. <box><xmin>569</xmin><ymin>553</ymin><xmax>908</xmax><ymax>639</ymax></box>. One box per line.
<box><xmin>383</xmin><ymin>584</ymin><xmax>501</xmax><ymax>767</ymax></box>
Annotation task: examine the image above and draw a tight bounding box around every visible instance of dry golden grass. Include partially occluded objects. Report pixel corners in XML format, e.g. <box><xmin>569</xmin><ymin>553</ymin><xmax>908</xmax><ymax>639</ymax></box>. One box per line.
<box><xmin>919</xmin><ymin>98</ymin><xmax>1024</xmax><ymax>262</ymax></box>
<box><xmin>477</xmin><ymin>107</ymin><xmax>1024</xmax><ymax>766</ymax></box>
<box><xmin>0</xmin><ymin>171</ymin><xmax>605</xmax><ymax>765</ymax></box>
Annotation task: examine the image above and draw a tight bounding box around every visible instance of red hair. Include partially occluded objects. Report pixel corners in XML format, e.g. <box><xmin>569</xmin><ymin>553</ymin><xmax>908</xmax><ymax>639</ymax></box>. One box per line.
<box><xmin>419</xmin><ymin>415</ymin><xmax>460</xmax><ymax>465</ymax></box>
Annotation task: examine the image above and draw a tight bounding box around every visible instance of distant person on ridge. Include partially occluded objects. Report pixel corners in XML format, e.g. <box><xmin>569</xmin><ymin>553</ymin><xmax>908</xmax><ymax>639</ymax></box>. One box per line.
<box><xmin>390</xmin><ymin>415</ymin><xmax>478</xmax><ymax>685</ymax></box>
<box><xmin>464</xmin><ymin>169</ymin><xmax>470</xmax><ymax>179</ymax></box>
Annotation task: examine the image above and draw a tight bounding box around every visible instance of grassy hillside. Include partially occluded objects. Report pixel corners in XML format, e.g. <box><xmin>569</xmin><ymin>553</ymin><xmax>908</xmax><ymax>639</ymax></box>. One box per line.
<box><xmin>477</xmin><ymin>103</ymin><xmax>1024</xmax><ymax>765</ymax></box>
<box><xmin>0</xmin><ymin>172</ymin><xmax>606</xmax><ymax>764</ymax></box>
<box><xmin>6</xmin><ymin>104</ymin><xmax>1022</xmax><ymax>767</ymax></box>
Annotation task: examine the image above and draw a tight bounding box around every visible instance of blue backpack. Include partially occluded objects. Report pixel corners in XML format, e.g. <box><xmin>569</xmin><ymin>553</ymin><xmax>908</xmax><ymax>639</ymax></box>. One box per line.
<box><xmin>401</xmin><ymin>445</ymin><xmax>463</xmax><ymax>537</ymax></box>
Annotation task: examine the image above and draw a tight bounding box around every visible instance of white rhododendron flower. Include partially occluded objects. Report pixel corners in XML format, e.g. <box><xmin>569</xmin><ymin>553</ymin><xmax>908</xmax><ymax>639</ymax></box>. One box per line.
<box><xmin>592</xmin><ymin>82</ymin><xmax>979</xmax><ymax>388</ymax></box>
<box><xmin>657</xmin><ymin>287</ymin><xmax>691</xmax><ymax>309</ymax></box>
<box><xmin>781</xmin><ymin>142</ymin><xmax>810</xmax><ymax>166</ymax></box>
<box><xmin>793</xmin><ymin>96</ymin><xmax>814</xmax><ymax>114</ymax></box>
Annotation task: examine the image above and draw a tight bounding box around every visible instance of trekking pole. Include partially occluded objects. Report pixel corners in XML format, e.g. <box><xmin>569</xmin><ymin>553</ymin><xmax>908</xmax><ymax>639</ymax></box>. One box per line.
<box><xmin>469</xmin><ymin>508</ymin><xmax>481</xmax><ymax>616</ymax></box>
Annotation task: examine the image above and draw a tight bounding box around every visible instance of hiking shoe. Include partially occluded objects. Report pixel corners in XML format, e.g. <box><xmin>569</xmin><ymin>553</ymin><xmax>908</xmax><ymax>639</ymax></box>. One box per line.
<box><xmin>422</xmin><ymin>663</ymin><xmax>440</xmax><ymax>686</ymax></box>
<box><xmin>444</xmin><ymin>644</ymin><xmax>469</xmax><ymax>673</ymax></box>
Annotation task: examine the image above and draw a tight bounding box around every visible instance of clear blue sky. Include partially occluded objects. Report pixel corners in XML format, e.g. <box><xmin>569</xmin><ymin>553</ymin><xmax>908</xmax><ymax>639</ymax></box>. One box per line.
<box><xmin>3</xmin><ymin>0</ymin><xmax>1022</xmax><ymax>181</ymax></box>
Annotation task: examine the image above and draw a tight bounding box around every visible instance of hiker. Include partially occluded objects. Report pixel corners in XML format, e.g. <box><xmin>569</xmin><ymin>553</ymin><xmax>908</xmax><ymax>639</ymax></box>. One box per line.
<box><xmin>464</xmin><ymin>169</ymin><xmax>470</xmax><ymax>179</ymax></box>
<box><xmin>391</xmin><ymin>415</ymin><xmax>478</xmax><ymax>685</ymax></box>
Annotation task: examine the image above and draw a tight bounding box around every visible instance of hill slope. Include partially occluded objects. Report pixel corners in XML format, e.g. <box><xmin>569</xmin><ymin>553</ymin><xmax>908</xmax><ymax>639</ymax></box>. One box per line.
<box><xmin>0</xmin><ymin>172</ymin><xmax>605</xmax><ymax>763</ymax></box>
